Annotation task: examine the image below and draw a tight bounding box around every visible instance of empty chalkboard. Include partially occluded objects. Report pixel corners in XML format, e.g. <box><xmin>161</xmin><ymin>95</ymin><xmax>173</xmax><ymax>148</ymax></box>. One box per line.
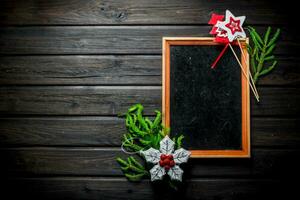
<box><xmin>162</xmin><ymin>38</ymin><xmax>250</xmax><ymax>158</ymax></box>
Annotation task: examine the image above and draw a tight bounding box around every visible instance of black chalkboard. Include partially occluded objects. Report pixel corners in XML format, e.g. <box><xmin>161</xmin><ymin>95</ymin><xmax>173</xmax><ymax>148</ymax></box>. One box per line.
<box><xmin>162</xmin><ymin>38</ymin><xmax>250</xmax><ymax>158</ymax></box>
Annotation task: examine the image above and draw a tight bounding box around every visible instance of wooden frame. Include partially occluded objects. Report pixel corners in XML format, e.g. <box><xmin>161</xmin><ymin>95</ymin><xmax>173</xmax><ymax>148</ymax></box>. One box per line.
<box><xmin>162</xmin><ymin>37</ymin><xmax>250</xmax><ymax>158</ymax></box>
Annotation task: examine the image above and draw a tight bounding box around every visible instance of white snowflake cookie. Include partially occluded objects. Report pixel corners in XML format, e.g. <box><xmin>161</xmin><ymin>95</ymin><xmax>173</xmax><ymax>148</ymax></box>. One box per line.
<box><xmin>140</xmin><ymin>136</ymin><xmax>191</xmax><ymax>182</ymax></box>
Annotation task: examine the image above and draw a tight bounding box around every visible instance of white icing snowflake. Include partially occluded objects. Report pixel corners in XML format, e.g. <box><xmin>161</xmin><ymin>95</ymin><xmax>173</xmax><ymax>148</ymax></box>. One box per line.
<box><xmin>140</xmin><ymin>136</ymin><xmax>191</xmax><ymax>182</ymax></box>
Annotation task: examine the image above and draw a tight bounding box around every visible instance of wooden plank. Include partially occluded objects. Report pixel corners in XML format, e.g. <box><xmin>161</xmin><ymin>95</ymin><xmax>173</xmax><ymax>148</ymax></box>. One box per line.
<box><xmin>255</xmin><ymin>57</ymin><xmax>300</xmax><ymax>86</ymax></box>
<box><xmin>188</xmin><ymin>149</ymin><xmax>300</xmax><ymax>177</ymax></box>
<box><xmin>1</xmin><ymin>56</ymin><xmax>297</xmax><ymax>86</ymax></box>
<box><xmin>1</xmin><ymin>148</ymin><xmax>299</xmax><ymax>177</ymax></box>
<box><xmin>0</xmin><ymin>117</ymin><xmax>125</xmax><ymax>146</ymax></box>
<box><xmin>0</xmin><ymin>0</ymin><xmax>290</xmax><ymax>25</ymax></box>
<box><xmin>0</xmin><ymin>55</ymin><xmax>161</xmax><ymax>85</ymax></box>
<box><xmin>251</xmin><ymin>118</ymin><xmax>300</xmax><ymax>147</ymax></box>
<box><xmin>251</xmin><ymin>87</ymin><xmax>300</xmax><ymax>116</ymax></box>
<box><xmin>1</xmin><ymin>147</ymin><xmax>123</xmax><ymax>176</ymax></box>
<box><xmin>1</xmin><ymin>117</ymin><xmax>299</xmax><ymax>147</ymax></box>
<box><xmin>0</xmin><ymin>86</ymin><xmax>161</xmax><ymax>115</ymax></box>
<box><xmin>1</xmin><ymin>178</ymin><xmax>294</xmax><ymax>200</ymax></box>
<box><xmin>0</xmin><ymin>86</ymin><xmax>299</xmax><ymax>116</ymax></box>
<box><xmin>0</xmin><ymin>26</ymin><xmax>296</xmax><ymax>55</ymax></box>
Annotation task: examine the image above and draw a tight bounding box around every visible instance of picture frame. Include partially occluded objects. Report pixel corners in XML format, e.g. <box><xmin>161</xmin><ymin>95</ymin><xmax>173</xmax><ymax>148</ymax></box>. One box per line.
<box><xmin>162</xmin><ymin>37</ymin><xmax>250</xmax><ymax>158</ymax></box>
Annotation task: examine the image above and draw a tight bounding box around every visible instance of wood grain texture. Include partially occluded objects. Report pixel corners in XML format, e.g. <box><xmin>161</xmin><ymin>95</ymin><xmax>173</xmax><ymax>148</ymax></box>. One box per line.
<box><xmin>0</xmin><ymin>86</ymin><xmax>161</xmax><ymax>115</ymax></box>
<box><xmin>255</xmin><ymin>57</ymin><xmax>300</xmax><ymax>86</ymax></box>
<box><xmin>1</xmin><ymin>117</ymin><xmax>298</xmax><ymax>147</ymax></box>
<box><xmin>251</xmin><ymin>87</ymin><xmax>300</xmax><ymax>116</ymax></box>
<box><xmin>0</xmin><ymin>117</ymin><xmax>125</xmax><ymax>146</ymax></box>
<box><xmin>1</xmin><ymin>178</ymin><xmax>296</xmax><ymax>200</ymax></box>
<box><xmin>1</xmin><ymin>148</ymin><xmax>299</xmax><ymax>177</ymax></box>
<box><xmin>0</xmin><ymin>55</ymin><xmax>161</xmax><ymax>85</ymax></box>
<box><xmin>251</xmin><ymin>118</ymin><xmax>300</xmax><ymax>147</ymax></box>
<box><xmin>1</xmin><ymin>177</ymin><xmax>290</xmax><ymax>200</ymax></box>
<box><xmin>0</xmin><ymin>0</ymin><xmax>299</xmax><ymax>199</ymax></box>
<box><xmin>0</xmin><ymin>0</ymin><xmax>288</xmax><ymax>25</ymax></box>
<box><xmin>0</xmin><ymin>26</ymin><xmax>296</xmax><ymax>55</ymax></box>
<box><xmin>0</xmin><ymin>86</ymin><xmax>299</xmax><ymax>116</ymax></box>
<box><xmin>188</xmin><ymin>149</ymin><xmax>300</xmax><ymax>177</ymax></box>
<box><xmin>1</xmin><ymin>56</ymin><xmax>298</xmax><ymax>86</ymax></box>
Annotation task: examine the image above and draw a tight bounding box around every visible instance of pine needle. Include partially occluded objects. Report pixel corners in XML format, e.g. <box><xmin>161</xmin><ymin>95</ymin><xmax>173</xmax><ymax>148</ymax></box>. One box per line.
<box><xmin>117</xmin><ymin>104</ymin><xmax>185</xmax><ymax>182</ymax></box>
<box><xmin>247</xmin><ymin>26</ymin><xmax>281</xmax><ymax>83</ymax></box>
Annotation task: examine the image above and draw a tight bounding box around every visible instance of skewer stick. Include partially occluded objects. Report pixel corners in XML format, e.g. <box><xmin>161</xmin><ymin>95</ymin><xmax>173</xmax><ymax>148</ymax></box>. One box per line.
<box><xmin>237</xmin><ymin>38</ymin><xmax>260</xmax><ymax>99</ymax></box>
<box><xmin>228</xmin><ymin>43</ymin><xmax>260</xmax><ymax>102</ymax></box>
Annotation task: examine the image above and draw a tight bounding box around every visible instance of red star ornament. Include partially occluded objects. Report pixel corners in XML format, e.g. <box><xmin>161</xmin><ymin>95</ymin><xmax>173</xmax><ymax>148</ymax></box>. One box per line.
<box><xmin>208</xmin><ymin>13</ymin><xmax>224</xmax><ymax>25</ymax></box>
<box><xmin>214</xmin><ymin>21</ymin><xmax>229</xmax><ymax>43</ymax></box>
<box><xmin>208</xmin><ymin>14</ymin><xmax>229</xmax><ymax>43</ymax></box>
<box><xmin>218</xmin><ymin>10</ymin><xmax>246</xmax><ymax>42</ymax></box>
<box><xmin>225</xmin><ymin>17</ymin><xmax>242</xmax><ymax>34</ymax></box>
<box><xmin>209</xmin><ymin>13</ymin><xmax>224</xmax><ymax>35</ymax></box>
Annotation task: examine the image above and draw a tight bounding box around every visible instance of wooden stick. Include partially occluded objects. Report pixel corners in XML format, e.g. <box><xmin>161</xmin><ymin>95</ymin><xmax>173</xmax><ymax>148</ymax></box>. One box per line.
<box><xmin>228</xmin><ymin>43</ymin><xmax>260</xmax><ymax>102</ymax></box>
<box><xmin>237</xmin><ymin>39</ymin><xmax>260</xmax><ymax>99</ymax></box>
<box><xmin>229</xmin><ymin>43</ymin><xmax>259</xmax><ymax>101</ymax></box>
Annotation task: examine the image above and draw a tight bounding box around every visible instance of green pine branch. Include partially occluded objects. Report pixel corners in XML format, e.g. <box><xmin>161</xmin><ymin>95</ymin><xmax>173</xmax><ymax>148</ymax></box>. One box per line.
<box><xmin>247</xmin><ymin>26</ymin><xmax>280</xmax><ymax>84</ymax></box>
<box><xmin>116</xmin><ymin>104</ymin><xmax>185</xmax><ymax>182</ymax></box>
<box><xmin>172</xmin><ymin>134</ymin><xmax>184</xmax><ymax>149</ymax></box>
<box><xmin>123</xmin><ymin>104</ymin><xmax>166</xmax><ymax>151</ymax></box>
<box><xmin>116</xmin><ymin>156</ymin><xmax>149</xmax><ymax>181</ymax></box>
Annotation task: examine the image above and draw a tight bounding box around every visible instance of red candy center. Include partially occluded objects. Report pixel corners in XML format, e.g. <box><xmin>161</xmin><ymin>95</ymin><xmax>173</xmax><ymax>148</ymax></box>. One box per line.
<box><xmin>159</xmin><ymin>154</ymin><xmax>175</xmax><ymax>170</ymax></box>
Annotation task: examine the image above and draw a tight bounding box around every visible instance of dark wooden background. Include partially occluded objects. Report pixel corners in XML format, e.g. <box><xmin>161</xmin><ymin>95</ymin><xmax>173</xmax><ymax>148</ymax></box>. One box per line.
<box><xmin>0</xmin><ymin>0</ymin><xmax>299</xmax><ymax>199</ymax></box>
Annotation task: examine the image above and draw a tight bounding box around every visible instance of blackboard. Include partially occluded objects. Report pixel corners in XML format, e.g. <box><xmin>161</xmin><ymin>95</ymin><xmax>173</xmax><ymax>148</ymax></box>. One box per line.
<box><xmin>162</xmin><ymin>38</ymin><xmax>250</xmax><ymax>158</ymax></box>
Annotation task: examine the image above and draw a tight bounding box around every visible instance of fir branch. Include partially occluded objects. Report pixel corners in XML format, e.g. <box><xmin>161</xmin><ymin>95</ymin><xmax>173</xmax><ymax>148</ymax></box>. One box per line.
<box><xmin>117</xmin><ymin>104</ymin><xmax>186</xmax><ymax>182</ymax></box>
<box><xmin>116</xmin><ymin>157</ymin><xmax>148</xmax><ymax>181</ymax></box>
<box><xmin>117</xmin><ymin>104</ymin><xmax>165</xmax><ymax>181</ymax></box>
<box><xmin>176</xmin><ymin>135</ymin><xmax>184</xmax><ymax>149</ymax></box>
<box><xmin>247</xmin><ymin>26</ymin><xmax>281</xmax><ymax>83</ymax></box>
